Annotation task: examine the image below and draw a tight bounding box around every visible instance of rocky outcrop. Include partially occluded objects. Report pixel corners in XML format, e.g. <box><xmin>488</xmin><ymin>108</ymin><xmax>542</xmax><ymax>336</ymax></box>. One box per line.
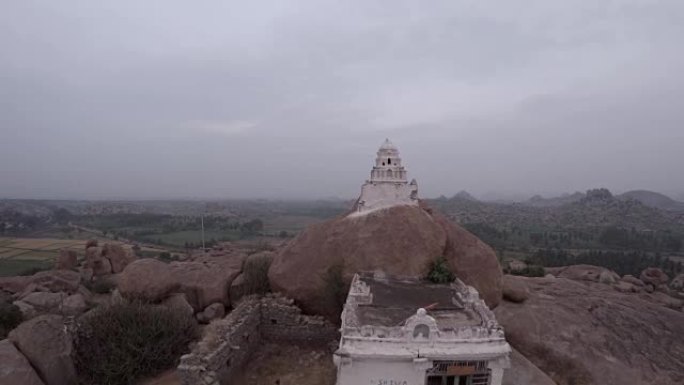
<box><xmin>118</xmin><ymin>253</ymin><xmax>245</xmax><ymax>309</ymax></box>
<box><xmin>118</xmin><ymin>259</ymin><xmax>179</xmax><ymax>302</ymax></box>
<box><xmin>85</xmin><ymin>246</ymin><xmax>112</xmax><ymax>276</ymax></box>
<box><xmin>0</xmin><ymin>339</ymin><xmax>45</xmax><ymax>385</ymax></box>
<box><xmin>230</xmin><ymin>273</ymin><xmax>247</xmax><ymax>304</ymax></box>
<box><xmin>102</xmin><ymin>244</ymin><xmax>136</xmax><ymax>273</ymax></box>
<box><xmin>495</xmin><ymin>275</ymin><xmax>684</xmax><ymax>385</ymax></box>
<box><xmin>269</xmin><ymin>203</ymin><xmax>502</xmax><ymax>319</ymax></box>
<box><xmin>55</xmin><ymin>250</ymin><xmax>77</xmax><ymax>270</ymax></box>
<box><xmin>432</xmin><ymin>210</ymin><xmax>503</xmax><ymax>309</ymax></box>
<box><xmin>169</xmin><ymin>253</ymin><xmax>245</xmax><ymax>311</ymax></box>
<box><xmin>61</xmin><ymin>294</ymin><xmax>87</xmax><ymax>316</ymax></box>
<box><xmin>621</xmin><ymin>274</ymin><xmax>645</xmax><ymax>287</ymax></box>
<box><xmin>553</xmin><ymin>264</ymin><xmax>619</xmax><ymax>283</ymax></box>
<box><xmin>640</xmin><ymin>268</ymin><xmax>669</xmax><ymax>287</ymax></box>
<box><xmin>672</xmin><ymin>273</ymin><xmax>684</xmax><ymax>291</ymax></box>
<box><xmin>15</xmin><ymin>292</ymin><xmax>66</xmax><ymax>318</ymax></box>
<box><xmin>0</xmin><ymin>271</ymin><xmax>79</xmax><ymax>296</ymax></box>
<box><xmin>160</xmin><ymin>293</ymin><xmax>194</xmax><ymax>318</ymax></box>
<box><xmin>196</xmin><ymin>302</ymin><xmax>225</xmax><ymax>323</ymax></box>
<box><xmin>0</xmin><ymin>276</ymin><xmax>30</xmax><ymax>294</ymax></box>
<box><xmin>503</xmin><ymin>348</ymin><xmax>556</xmax><ymax>385</ymax></box>
<box><xmin>502</xmin><ymin>275</ymin><xmax>530</xmax><ymax>303</ymax></box>
<box><xmin>8</xmin><ymin>315</ymin><xmax>77</xmax><ymax>385</ymax></box>
<box><xmin>30</xmin><ymin>270</ymin><xmax>80</xmax><ymax>294</ymax></box>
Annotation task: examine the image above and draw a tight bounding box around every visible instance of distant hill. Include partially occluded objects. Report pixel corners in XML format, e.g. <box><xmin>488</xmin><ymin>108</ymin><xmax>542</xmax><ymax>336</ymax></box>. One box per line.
<box><xmin>452</xmin><ymin>190</ymin><xmax>478</xmax><ymax>201</ymax></box>
<box><xmin>427</xmin><ymin>188</ymin><xmax>684</xmax><ymax>232</ymax></box>
<box><xmin>617</xmin><ymin>190</ymin><xmax>684</xmax><ymax>212</ymax></box>
<box><xmin>524</xmin><ymin>192</ymin><xmax>585</xmax><ymax>208</ymax></box>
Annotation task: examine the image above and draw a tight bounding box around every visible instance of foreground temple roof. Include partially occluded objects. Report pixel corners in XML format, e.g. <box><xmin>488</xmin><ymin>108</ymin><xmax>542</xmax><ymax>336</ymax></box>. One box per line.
<box><xmin>338</xmin><ymin>272</ymin><xmax>510</xmax><ymax>359</ymax></box>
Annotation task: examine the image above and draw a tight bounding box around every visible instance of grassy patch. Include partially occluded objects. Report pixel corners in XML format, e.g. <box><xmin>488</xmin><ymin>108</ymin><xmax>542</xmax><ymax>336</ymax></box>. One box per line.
<box><xmin>0</xmin><ymin>259</ymin><xmax>53</xmax><ymax>277</ymax></box>
<box><xmin>140</xmin><ymin>230</ymin><xmax>239</xmax><ymax>247</ymax></box>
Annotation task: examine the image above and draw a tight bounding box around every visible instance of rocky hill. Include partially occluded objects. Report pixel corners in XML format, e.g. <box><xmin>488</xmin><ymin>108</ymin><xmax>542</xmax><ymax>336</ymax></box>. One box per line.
<box><xmin>525</xmin><ymin>192</ymin><xmax>586</xmax><ymax>208</ymax></box>
<box><xmin>497</xmin><ymin>270</ymin><xmax>684</xmax><ymax>385</ymax></box>
<box><xmin>617</xmin><ymin>190</ymin><xmax>684</xmax><ymax>212</ymax></box>
<box><xmin>428</xmin><ymin>188</ymin><xmax>684</xmax><ymax>232</ymax></box>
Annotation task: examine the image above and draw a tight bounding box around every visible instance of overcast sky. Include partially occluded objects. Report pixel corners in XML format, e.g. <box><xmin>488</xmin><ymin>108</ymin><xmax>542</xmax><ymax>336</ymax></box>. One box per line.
<box><xmin>1</xmin><ymin>1</ymin><xmax>683</xmax><ymax>201</ymax></box>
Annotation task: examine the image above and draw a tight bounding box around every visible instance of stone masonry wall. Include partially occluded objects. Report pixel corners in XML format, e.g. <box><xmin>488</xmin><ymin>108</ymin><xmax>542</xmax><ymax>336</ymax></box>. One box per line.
<box><xmin>177</xmin><ymin>298</ymin><xmax>261</xmax><ymax>385</ymax></box>
<box><xmin>260</xmin><ymin>295</ymin><xmax>340</xmax><ymax>344</ymax></box>
<box><xmin>177</xmin><ymin>294</ymin><xmax>340</xmax><ymax>385</ymax></box>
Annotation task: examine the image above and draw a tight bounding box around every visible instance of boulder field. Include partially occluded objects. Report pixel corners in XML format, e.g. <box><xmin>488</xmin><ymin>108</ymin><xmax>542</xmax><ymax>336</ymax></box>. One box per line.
<box><xmin>495</xmin><ymin>274</ymin><xmax>684</xmax><ymax>385</ymax></box>
<box><xmin>268</xmin><ymin>203</ymin><xmax>503</xmax><ymax>319</ymax></box>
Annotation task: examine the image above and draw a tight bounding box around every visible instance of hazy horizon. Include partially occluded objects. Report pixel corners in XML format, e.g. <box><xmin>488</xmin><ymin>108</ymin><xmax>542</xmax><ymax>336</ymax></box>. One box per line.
<box><xmin>2</xmin><ymin>1</ymin><xmax>684</xmax><ymax>201</ymax></box>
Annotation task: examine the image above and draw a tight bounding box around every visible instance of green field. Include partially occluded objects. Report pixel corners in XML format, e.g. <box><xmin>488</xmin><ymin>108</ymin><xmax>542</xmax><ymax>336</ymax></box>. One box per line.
<box><xmin>0</xmin><ymin>258</ymin><xmax>54</xmax><ymax>277</ymax></box>
<box><xmin>0</xmin><ymin>237</ymin><xmax>137</xmax><ymax>277</ymax></box>
<box><xmin>140</xmin><ymin>230</ymin><xmax>240</xmax><ymax>248</ymax></box>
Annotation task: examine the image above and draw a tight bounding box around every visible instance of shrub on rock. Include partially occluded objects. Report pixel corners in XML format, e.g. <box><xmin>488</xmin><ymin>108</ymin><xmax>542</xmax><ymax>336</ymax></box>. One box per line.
<box><xmin>118</xmin><ymin>259</ymin><xmax>178</xmax><ymax>302</ymax></box>
<box><xmin>427</xmin><ymin>257</ymin><xmax>455</xmax><ymax>284</ymax></box>
<box><xmin>0</xmin><ymin>301</ymin><xmax>23</xmax><ymax>338</ymax></box>
<box><xmin>73</xmin><ymin>300</ymin><xmax>198</xmax><ymax>385</ymax></box>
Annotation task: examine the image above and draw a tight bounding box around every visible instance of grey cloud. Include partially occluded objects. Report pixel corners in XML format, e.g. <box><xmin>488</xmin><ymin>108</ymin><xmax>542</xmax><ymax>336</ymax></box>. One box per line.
<box><xmin>1</xmin><ymin>0</ymin><xmax>683</xmax><ymax>200</ymax></box>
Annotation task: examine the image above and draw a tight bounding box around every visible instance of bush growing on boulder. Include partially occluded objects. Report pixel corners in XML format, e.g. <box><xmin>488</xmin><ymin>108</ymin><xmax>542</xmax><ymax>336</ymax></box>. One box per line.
<box><xmin>0</xmin><ymin>302</ymin><xmax>23</xmax><ymax>338</ymax></box>
<box><xmin>427</xmin><ymin>257</ymin><xmax>455</xmax><ymax>284</ymax></box>
<box><xmin>73</xmin><ymin>300</ymin><xmax>197</xmax><ymax>385</ymax></box>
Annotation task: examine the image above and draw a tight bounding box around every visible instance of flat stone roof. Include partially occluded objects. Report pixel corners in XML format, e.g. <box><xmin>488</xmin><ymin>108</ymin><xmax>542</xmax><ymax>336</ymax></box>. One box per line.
<box><xmin>354</xmin><ymin>272</ymin><xmax>483</xmax><ymax>330</ymax></box>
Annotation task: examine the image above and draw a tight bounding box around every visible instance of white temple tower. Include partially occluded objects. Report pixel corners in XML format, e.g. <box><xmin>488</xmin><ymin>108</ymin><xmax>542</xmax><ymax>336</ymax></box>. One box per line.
<box><xmin>355</xmin><ymin>139</ymin><xmax>418</xmax><ymax>214</ymax></box>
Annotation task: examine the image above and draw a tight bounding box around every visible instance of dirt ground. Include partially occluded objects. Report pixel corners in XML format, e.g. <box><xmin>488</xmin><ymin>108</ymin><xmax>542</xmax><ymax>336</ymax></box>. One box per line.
<box><xmin>234</xmin><ymin>342</ymin><xmax>337</xmax><ymax>385</ymax></box>
<box><xmin>138</xmin><ymin>370</ymin><xmax>180</xmax><ymax>385</ymax></box>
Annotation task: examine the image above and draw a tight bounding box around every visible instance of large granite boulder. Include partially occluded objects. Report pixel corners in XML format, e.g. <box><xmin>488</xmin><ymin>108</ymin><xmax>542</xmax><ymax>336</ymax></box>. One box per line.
<box><xmin>554</xmin><ymin>264</ymin><xmax>619</xmax><ymax>283</ymax></box>
<box><xmin>640</xmin><ymin>268</ymin><xmax>669</xmax><ymax>287</ymax></box>
<box><xmin>502</xmin><ymin>275</ymin><xmax>530</xmax><ymax>303</ymax></box>
<box><xmin>61</xmin><ymin>293</ymin><xmax>87</xmax><ymax>316</ymax></box>
<box><xmin>30</xmin><ymin>270</ymin><xmax>80</xmax><ymax>294</ymax></box>
<box><xmin>503</xmin><ymin>348</ymin><xmax>556</xmax><ymax>385</ymax></box>
<box><xmin>8</xmin><ymin>315</ymin><xmax>77</xmax><ymax>385</ymax></box>
<box><xmin>16</xmin><ymin>292</ymin><xmax>66</xmax><ymax>316</ymax></box>
<box><xmin>85</xmin><ymin>246</ymin><xmax>112</xmax><ymax>276</ymax></box>
<box><xmin>102</xmin><ymin>244</ymin><xmax>136</xmax><ymax>273</ymax></box>
<box><xmin>495</xmin><ymin>275</ymin><xmax>684</xmax><ymax>385</ymax></box>
<box><xmin>160</xmin><ymin>293</ymin><xmax>194</xmax><ymax>318</ymax></box>
<box><xmin>0</xmin><ymin>339</ymin><xmax>45</xmax><ymax>385</ymax></box>
<box><xmin>55</xmin><ymin>250</ymin><xmax>77</xmax><ymax>270</ymax></box>
<box><xmin>269</xmin><ymin>203</ymin><xmax>502</xmax><ymax>319</ymax></box>
<box><xmin>671</xmin><ymin>273</ymin><xmax>684</xmax><ymax>291</ymax></box>
<box><xmin>118</xmin><ymin>259</ymin><xmax>178</xmax><ymax>302</ymax></box>
<box><xmin>0</xmin><ymin>276</ymin><xmax>31</xmax><ymax>294</ymax></box>
<box><xmin>169</xmin><ymin>253</ymin><xmax>245</xmax><ymax>311</ymax></box>
<box><xmin>622</xmin><ymin>274</ymin><xmax>645</xmax><ymax>287</ymax></box>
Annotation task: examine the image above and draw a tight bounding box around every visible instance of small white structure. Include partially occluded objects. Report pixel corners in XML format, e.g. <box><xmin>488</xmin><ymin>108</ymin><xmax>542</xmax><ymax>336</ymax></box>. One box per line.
<box><xmin>355</xmin><ymin>139</ymin><xmax>418</xmax><ymax>214</ymax></box>
<box><xmin>334</xmin><ymin>272</ymin><xmax>511</xmax><ymax>385</ymax></box>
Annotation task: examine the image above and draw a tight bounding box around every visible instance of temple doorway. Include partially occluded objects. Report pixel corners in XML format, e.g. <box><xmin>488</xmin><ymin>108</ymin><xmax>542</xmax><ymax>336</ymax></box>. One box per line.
<box><xmin>425</xmin><ymin>361</ymin><xmax>491</xmax><ymax>385</ymax></box>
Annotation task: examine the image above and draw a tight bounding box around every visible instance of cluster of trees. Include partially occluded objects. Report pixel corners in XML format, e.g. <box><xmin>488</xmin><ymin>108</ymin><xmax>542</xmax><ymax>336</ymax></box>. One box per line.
<box><xmin>598</xmin><ymin>227</ymin><xmax>682</xmax><ymax>252</ymax></box>
<box><xmin>464</xmin><ymin>222</ymin><xmax>683</xmax><ymax>253</ymax></box>
<box><xmin>531</xmin><ymin>248</ymin><xmax>684</xmax><ymax>278</ymax></box>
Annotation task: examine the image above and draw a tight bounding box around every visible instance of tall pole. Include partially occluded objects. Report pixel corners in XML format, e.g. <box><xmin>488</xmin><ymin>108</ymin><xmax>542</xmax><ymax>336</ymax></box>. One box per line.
<box><xmin>201</xmin><ymin>214</ymin><xmax>205</xmax><ymax>252</ymax></box>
